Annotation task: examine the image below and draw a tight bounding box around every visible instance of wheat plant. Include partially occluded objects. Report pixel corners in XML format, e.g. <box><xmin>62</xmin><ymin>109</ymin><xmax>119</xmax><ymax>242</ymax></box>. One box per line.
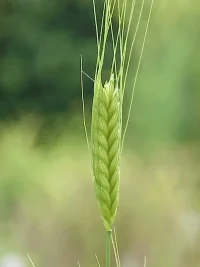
<box><xmin>81</xmin><ymin>0</ymin><xmax>154</xmax><ymax>266</ymax></box>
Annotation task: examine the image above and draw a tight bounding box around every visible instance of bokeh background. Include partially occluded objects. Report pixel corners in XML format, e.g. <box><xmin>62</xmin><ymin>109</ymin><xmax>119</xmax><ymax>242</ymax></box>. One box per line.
<box><xmin>1</xmin><ymin>0</ymin><xmax>200</xmax><ymax>267</ymax></box>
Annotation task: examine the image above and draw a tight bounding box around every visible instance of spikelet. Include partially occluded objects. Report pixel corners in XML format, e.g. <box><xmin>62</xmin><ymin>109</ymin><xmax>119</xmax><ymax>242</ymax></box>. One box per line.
<box><xmin>91</xmin><ymin>74</ymin><xmax>122</xmax><ymax>231</ymax></box>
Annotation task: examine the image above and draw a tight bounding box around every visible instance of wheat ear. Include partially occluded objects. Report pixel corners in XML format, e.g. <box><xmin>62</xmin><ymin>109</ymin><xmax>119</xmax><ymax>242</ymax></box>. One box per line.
<box><xmin>91</xmin><ymin>74</ymin><xmax>122</xmax><ymax>232</ymax></box>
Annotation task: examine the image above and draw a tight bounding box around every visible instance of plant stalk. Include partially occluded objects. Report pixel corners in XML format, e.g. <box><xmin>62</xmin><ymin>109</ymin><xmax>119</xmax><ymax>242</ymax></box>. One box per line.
<box><xmin>106</xmin><ymin>230</ymin><xmax>112</xmax><ymax>267</ymax></box>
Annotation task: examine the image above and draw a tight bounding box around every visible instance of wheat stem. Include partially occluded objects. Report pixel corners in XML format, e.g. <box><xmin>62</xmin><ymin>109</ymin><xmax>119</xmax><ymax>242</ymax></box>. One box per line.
<box><xmin>106</xmin><ymin>231</ymin><xmax>112</xmax><ymax>267</ymax></box>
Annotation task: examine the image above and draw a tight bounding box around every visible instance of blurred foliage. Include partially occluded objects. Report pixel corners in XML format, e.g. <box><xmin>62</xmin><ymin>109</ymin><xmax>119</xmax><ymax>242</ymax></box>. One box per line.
<box><xmin>0</xmin><ymin>0</ymin><xmax>99</xmax><ymax>121</ymax></box>
<box><xmin>123</xmin><ymin>0</ymin><xmax>200</xmax><ymax>147</ymax></box>
<box><xmin>0</xmin><ymin>0</ymin><xmax>199</xmax><ymax>145</ymax></box>
<box><xmin>0</xmin><ymin>123</ymin><xmax>200</xmax><ymax>267</ymax></box>
<box><xmin>1</xmin><ymin>1</ymin><xmax>200</xmax><ymax>267</ymax></box>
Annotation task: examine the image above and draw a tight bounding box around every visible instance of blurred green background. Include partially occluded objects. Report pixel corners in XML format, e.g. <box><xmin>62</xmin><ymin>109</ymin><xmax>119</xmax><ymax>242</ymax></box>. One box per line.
<box><xmin>1</xmin><ymin>0</ymin><xmax>200</xmax><ymax>267</ymax></box>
